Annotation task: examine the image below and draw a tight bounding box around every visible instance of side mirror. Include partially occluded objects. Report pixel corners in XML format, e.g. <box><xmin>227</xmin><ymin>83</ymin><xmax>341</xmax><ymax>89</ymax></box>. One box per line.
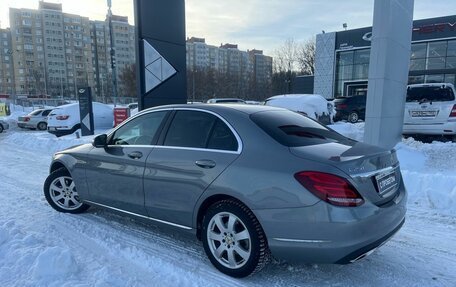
<box><xmin>92</xmin><ymin>134</ymin><xmax>108</xmax><ymax>148</ymax></box>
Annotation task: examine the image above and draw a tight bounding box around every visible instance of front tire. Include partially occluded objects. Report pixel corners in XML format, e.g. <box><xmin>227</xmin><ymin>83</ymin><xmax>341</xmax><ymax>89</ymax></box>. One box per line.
<box><xmin>43</xmin><ymin>168</ymin><xmax>89</xmax><ymax>213</ymax></box>
<box><xmin>202</xmin><ymin>200</ymin><xmax>270</xmax><ymax>278</ymax></box>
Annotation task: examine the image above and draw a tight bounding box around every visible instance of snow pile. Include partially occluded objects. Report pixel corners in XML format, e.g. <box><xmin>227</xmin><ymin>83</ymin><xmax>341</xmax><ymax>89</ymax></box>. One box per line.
<box><xmin>2</xmin><ymin>130</ymin><xmax>108</xmax><ymax>154</ymax></box>
<box><xmin>329</xmin><ymin>122</ymin><xmax>365</xmax><ymax>141</ymax></box>
<box><xmin>33</xmin><ymin>246</ymin><xmax>78</xmax><ymax>278</ymax></box>
<box><xmin>0</xmin><ymin>104</ymin><xmax>34</xmax><ymax>127</ymax></box>
<box><xmin>265</xmin><ymin>94</ymin><xmax>329</xmax><ymax>119</ymax></box>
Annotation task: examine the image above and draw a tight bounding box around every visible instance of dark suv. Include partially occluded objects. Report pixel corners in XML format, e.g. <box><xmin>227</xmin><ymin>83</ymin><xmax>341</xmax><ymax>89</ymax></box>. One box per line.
<box><xmin>333</xmin><ymin>95</ymin><xmax>367</xmax><ymax>123</ymax></box>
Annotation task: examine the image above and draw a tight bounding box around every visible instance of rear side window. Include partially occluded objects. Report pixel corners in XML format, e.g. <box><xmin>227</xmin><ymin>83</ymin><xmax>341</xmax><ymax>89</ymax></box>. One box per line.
<box><xmin>30</xmin><ymin>110</ymin><xmax>42</xmax><ymax>116</ymax></box>
<box><xmin>164</xmin><ymin>111</ymin><xmax>238</xmax><ymax>151</ymax></box>
<box><xmin>42</xmin><ymin>109</ymin><xmax>52</xmax><ymax>116</ymax></box>
<box><xmin>251</xmin><ymin>111</ymin><xmax>351</xmax><ymax>147</ymax></box>
<box><xmin>407</xmin><ymin>86</ymin><xmax>455</xmax><ymax>102</ymax></box>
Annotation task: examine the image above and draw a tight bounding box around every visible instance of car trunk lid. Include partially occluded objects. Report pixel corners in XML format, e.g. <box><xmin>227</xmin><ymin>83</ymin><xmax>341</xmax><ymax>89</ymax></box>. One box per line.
<box><xmin>290</xmin><ymin>141</ymin><xmax>401</xmax><ymax>206</ymax></box>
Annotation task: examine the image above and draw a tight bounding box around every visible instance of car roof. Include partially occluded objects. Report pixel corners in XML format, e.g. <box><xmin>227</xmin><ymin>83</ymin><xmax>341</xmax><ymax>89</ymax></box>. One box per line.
<box><xmin>142</xmin><ymin>103</ymin><xmax>286</xmax><ymax>115</ymax></box>
<box><xmin>408</xmin><ymin>83</ymin><xmax>455</xmax><ymax>89</ymax></box>
<box><xmin>266</xmin><ymin>94</ymin><xmax>324</xmax><ymax>101</ymax></box>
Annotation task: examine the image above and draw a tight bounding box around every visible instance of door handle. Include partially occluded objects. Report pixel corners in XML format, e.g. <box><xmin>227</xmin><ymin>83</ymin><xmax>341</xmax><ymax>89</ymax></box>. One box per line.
<box><xmin>195</xmin><ymin>160</ymin><xmax>216</xmax><ymax>169</ymax></box>
<box><xmin>128</xmin><ymin>151</ymin><xmax>143</xmax><ymax>159</ymax></box>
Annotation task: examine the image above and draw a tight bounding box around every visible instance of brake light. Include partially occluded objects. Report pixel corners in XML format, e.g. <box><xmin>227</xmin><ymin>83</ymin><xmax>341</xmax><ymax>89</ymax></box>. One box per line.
<box><xmin>294</xmin><ymin>171</ymin><xmax>364</xmax><ymax>207</ymax></box>
<box><xmin>23</xmin><ymin>117</ymin><xmax>30</xmax><ymax>122</ymax></box>
<box><xmin>56</xmin><ymin>115</ymin><xmax>70</xmax><ymax>120</ymax></box>
<box><xmin>450</xmin><ymin>105</ymin><xmax>456</xmax><ymax>117</ymax></box>
<box><xmin>336</xmin><ymin>104</ymin><xmax>348</xmax><ymax>109</ymax></box>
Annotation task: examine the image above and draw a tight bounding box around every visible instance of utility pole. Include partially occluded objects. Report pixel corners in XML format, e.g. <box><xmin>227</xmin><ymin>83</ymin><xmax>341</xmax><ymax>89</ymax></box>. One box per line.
<box><xmin>107</xmin><ymin>0</ymin><xmax>118</xmax><ymax>106</ymax></box>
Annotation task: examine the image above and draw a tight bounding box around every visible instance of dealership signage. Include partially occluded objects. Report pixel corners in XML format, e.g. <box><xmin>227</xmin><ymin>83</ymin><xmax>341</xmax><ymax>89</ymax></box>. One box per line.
<box><xmin>78</xmin><ymin>87</ymin><xmax>94</xmax><ymax>136</ymax></box>
<box><xmin>336</xmin><ymin>15</ymin><xmax>456</xmax><ymax>50</ymax></box>
<box><xmin>114</xmin><ymin>108</ymin><xmax>130</xmax><ymax>127</ymax></box>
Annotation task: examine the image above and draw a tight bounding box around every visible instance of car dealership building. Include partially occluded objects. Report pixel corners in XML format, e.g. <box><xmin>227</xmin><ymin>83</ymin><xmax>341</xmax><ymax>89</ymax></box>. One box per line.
<box><xmin>313</xmin><ymin>15</ymin><xmax>456</xmax><ymax>99</ymax></box>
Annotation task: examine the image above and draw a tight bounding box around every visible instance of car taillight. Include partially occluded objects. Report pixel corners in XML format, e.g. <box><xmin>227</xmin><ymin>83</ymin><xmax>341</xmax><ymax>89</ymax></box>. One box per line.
<box><xmin>294</xmin><ymin>171</ymin><xmax>364</xmax><ymax>207</ymax></box>
<box><xmin>24</xmin><ymin>117</ymin><xmax>30</xmax><ymax>122</ymax></box>
<box><xmin>56</xmin><ymin>115</ymin><xmax>70</xmax><ymax>120</ymax></box>
<box><xmin>450</xmin><ymin>105</ymin><xmax>456</xmax><ymax>117</ymax></box>
<box><xmin>336</xmin><ymin>104</ymin><xmax>347</xmax><ymax>109</ymax></box>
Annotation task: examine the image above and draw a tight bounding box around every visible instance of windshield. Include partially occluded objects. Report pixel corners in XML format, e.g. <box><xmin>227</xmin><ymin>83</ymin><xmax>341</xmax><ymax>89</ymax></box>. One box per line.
<box><xmin>406</xmin><ymin>86</ymin><xmax>455</xmax><ymax>103</ymax></box>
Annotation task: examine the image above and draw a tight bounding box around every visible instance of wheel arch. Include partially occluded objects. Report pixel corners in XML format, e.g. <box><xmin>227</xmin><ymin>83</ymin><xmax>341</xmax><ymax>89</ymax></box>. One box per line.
<box><xmin>50</xmin><ymin>160</ymin><xmax>69</xmax><ymax>174</ymax></box>
<box><xmin>195</xmin><ymin>194</ymin><xmax>252</xmax><ymax>240</ymax></box>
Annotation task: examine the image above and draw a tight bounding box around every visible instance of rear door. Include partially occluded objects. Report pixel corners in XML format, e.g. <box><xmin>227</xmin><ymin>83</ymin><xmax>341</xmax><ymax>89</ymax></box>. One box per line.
<box><xmin>405</xmin><ymin>85</ymin><xmax>456</xmax><ymax>124</ymax></box>
<box><xmin>85</xmin><ymin>110</ymin><xmax>169</xmax><ymax>215</ymax></box>
<box><xmin>144</xmin><ymin>109</ymin><xmax>241</xmax><ymax>228</ymax></box>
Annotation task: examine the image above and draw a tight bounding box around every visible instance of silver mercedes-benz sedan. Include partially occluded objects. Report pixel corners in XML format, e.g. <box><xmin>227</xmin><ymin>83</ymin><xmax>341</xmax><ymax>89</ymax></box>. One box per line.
<box><xmin>43</xmin><ymin>104</ymin><xmax>406</xmax><ymax>277</ymax></box>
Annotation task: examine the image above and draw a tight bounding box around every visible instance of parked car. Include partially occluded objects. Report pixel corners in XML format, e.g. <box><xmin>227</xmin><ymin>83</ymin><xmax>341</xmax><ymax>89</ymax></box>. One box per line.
<box><xmin>47</xmin><ymin>102</ymin><xmax>113</xmax><ymax>137</ymax></box>
<box><xmin>207</xmin><ymin>98</ymin><xmax>246</xmax><ymax>104</ymax></box>
<box><xmin>0</xmin><ymin>119</ymin><xmax>9</xmax><ymax>133</ymax></box>
<box><xmin>264</xmin><ymin>94</ymin><xmax>333</xmax><ymax>125</ymax></box>
<box><xmin>333</xmin><ymin>95</ymin><xmax>367</xmax><ymax>123</ymax></box>
<box><xmin>18</xmin><ymin>108</ymin><xmax>53</xmax><ymax>130</ymax></box>
<box><xmin>44</xmin><ymin>104</ymin><xmax>406</xmax><ymax>278</ymax></box>
<box><xmin>403</xmin><ymin>83</ymin><xmax>456</xmax><ymax>141</ymax></box>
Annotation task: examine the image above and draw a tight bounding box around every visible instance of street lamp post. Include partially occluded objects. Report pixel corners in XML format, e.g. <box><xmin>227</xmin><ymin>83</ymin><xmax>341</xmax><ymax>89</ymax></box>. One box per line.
<box><xmin>107</xmin><ymin>0</ymin><xmax>118</xmax><ymax>106</ymax></box>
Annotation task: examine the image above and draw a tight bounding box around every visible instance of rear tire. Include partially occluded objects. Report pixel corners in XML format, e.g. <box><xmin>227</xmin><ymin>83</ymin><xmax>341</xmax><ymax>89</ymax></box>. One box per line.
<box><xmin>348</xmin><ymin>111</ymin><xmax>359</xmax><ymax>123</ymax></box>
<box><xmin>202</xmin><ymin>199</ymin><xmax>270</xmax><ymax>278</ymax></box>
<box><xmin>43</xmin><ymin>168</ymin><xmax>90</xmax><ymax>214</ymax></box>
<box><xmin>37</xmin><ymin>122</ymin><xmax>47</xmax><ymax>130</ymax></box>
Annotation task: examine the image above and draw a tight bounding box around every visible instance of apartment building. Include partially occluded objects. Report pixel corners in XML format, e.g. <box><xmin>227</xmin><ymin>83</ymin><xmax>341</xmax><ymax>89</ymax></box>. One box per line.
<box><xmin>6</xmin><ymin>1</ymin><xmax>135</xmax><ymax>100</ymax></box>
<box><xmin>0</xmin><ymin>28</ymin><xmax>15</xmax><ymax>95</ymax></box>
<box><xmin>186</xmin><ymin>37</ymin><xmax>272</xmax><ymax>99</ymax></box>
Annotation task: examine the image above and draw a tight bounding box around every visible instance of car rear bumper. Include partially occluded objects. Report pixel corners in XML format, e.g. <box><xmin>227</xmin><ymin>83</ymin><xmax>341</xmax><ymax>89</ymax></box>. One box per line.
<box><xmin>47</xmin><ymin>127</ymin><xmax>73</xmax><ymax>137</ymax></box>
<box><xmin>17</xmin><ymin>122</ymin><xmax>36</xmax><ymax>129</ymax></box>
<box><xmin>403</xmin><ymin>121</ymin><xmax>456</xmax><ymax>135</ymax></box>
<box><xmin>253</xmin><ymin>185</ymin><xmax>407</xmax><ymax>264</ymax></box>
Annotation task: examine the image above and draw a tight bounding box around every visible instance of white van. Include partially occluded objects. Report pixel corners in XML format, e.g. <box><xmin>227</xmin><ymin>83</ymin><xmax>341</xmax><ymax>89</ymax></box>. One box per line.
<box><xmin>47</xmin><ymin>102</ymin><xmax>114</xmax><ymax>137</ymax></box>
<box><xmin>403</xmin><ymin>83</ymin><xmax>456</xmax><ymax>141</ymax></box>
<box><xmin>264</xmin><ymin>94</ymin><xmax>333</xmax><ymax>124</ymax></box>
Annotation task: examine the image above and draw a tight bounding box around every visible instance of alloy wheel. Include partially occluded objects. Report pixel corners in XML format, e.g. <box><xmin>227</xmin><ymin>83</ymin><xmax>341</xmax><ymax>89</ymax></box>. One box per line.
<box><xmin>207</xmin><ymin>212</ymin><xmax>252</xmax><ymax>269</ymax></box>
<box><xmin>49</xmin><ymin>176</ymin><xmax>83</xmax><ymax>211</ymax></box>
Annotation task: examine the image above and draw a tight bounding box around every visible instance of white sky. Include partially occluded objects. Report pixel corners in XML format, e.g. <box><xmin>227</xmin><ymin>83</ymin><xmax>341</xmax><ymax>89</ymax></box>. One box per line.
<box><xmin>0</xmin><ymin>0</ymin><xmax>455</xmax><ymax>55</ymax></box>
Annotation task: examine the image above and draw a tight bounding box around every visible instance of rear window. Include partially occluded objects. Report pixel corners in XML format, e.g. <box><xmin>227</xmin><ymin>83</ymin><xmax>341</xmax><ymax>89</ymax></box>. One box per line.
<box><xmin>406</xmin><ymin>86</ymin><xmax>455</xmax><ymax>102</ymax></box>
<box><xmin>251</xmin><ymin>110</ymin><xmax>351</xmax><ymax>147</ymax></box>
<box><xmin>30</xmin><ymin>110</ymin><xmax>42</xmax><ymax>116</ymax></box>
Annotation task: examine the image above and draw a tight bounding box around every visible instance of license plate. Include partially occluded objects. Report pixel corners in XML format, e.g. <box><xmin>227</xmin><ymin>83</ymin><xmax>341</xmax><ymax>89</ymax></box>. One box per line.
<box><xmin>410</xmin><ymin>110</ymin><xmax>438</xmax><ymax>117</ymax></box>
<box><xmin>375</xmin><ymin>170</ymin><xmax>397</xmax><ymax>196</ymax></box>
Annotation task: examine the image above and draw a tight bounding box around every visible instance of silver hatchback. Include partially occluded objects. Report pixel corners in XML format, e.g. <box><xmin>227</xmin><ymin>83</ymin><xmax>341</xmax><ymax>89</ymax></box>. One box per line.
<box><xmin>43</xmin><ymin>104</ymin><xmax>406</xmax><ymax>277</ymax></box>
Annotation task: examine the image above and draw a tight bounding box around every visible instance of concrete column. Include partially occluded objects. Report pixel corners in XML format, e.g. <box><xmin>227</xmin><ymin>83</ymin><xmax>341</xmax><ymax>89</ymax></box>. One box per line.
<box><xmin>364</xmin><ymin>0</ymin><xmax>414</xmax><ymax>149</ymax></box>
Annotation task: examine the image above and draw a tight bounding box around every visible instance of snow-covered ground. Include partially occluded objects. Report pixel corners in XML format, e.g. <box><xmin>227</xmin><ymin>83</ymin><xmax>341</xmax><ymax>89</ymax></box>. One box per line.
<box><xmin>0</xmin><ymin>122</ymin><xmax>455</xmax><ymax>286</ymax></box>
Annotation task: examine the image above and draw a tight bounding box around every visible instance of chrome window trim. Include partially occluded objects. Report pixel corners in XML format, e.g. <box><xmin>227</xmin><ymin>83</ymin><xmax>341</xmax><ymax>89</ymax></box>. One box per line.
<box><xmin>84</xmin><ymin>200</ymin><xmax>192</xmax><ymax>230</ymax></box>
<box><xmin>107</xmin><ymin>107</ymin><xmax>243</xmax><ymax>154</ymax></box>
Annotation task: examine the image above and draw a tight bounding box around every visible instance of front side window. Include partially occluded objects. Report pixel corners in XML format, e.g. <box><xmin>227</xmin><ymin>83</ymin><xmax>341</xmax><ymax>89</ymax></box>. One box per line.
<box><xmin>110</xmin><ymin>111</ymin><xmax>167</xmax><ymax>145</ymax></box>
<box><xmin>164</xmin><ymin>110</ymin><xmax>238</xmax><ymax>151</ymax></box>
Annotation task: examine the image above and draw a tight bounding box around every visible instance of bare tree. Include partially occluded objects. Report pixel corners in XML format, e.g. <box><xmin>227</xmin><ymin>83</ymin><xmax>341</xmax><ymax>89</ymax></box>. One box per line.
<box><xmin>119</xmin><ymin>64</ymin><xmax>137</xmax><ymax>98</ymax></box>
<box><xmin>273</xmin><ymin>38</ymin><xmax>299</xmax><ymax>73</ymax></box>
<box><xmin>296</xmin><ymin>37</ymin><xmax>316</xmax><ymax>75</ymax></box>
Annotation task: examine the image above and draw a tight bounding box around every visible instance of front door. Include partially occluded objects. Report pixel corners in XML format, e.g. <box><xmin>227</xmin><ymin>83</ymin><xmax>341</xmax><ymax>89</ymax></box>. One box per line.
<box><xmin>85</xmin><ymin>110</ymin><xmax>169</xmax><ymax>215</ymax></box>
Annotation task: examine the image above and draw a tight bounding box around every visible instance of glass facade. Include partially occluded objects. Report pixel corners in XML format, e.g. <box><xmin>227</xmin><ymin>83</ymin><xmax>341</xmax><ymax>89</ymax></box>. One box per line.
<box><xmin>334</xmin><ymin>39</ymin><xmax>456</xmax><ymax>97</ymax></box>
